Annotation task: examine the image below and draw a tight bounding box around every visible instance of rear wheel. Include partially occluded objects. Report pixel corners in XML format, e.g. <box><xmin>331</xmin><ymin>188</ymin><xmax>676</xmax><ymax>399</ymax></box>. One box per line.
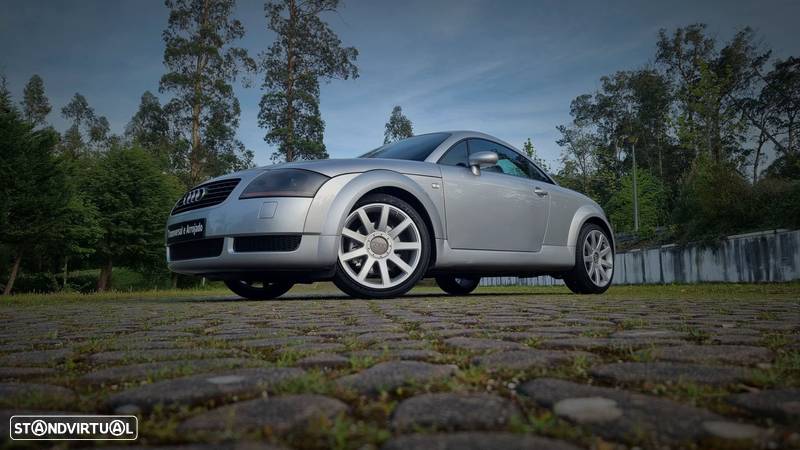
<box><xmin>563</xmin><ymin>223</ymin><xmax>614</xmax><ymax>294</ymax></box>
<box><xmin>435</xmin><ymin>276</ymin><xmax>481</xmax><ymax>295</ymax></box>
<box><xmin>333</xmin><ymin>194</ymin><xmax>430</xmax><ymax>298</ymax></box>
<box><xmin>225</xmin><ymin>279</ymin><xmax>294</xmax><ymax>300</ymax></box>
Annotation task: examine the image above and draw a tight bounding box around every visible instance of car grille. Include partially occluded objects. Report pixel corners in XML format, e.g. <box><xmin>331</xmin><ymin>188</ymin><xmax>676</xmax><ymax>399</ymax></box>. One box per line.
<box><xmin>233</xmin><ymin>235</ymin><xmax>302</xmax><ymax>252</ymax></box>
<box><xmin>169</xmin><ymin>238</ymin><xmax>225</xmax><ymax>261</ymax></box>
<box><xmin>171</xmin><ymin>178</ymin><xmax>241</xmax><ymax>215</ymax></box>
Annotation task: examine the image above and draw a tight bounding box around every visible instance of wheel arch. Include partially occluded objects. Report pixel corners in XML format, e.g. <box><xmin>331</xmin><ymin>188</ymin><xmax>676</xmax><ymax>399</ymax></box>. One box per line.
<box><xmin>567</xmin><ymin>205</ymin><xmax>615</xmax><ymax>252</ymax></box>
<box><xmin>305</xmin><ymin>170</ymin><xmax>444</xmax><ymax>263</ymax></box>
<box><xmin>361</xmin><ymin>185</ymin><xmax>438</xmax><ymax>267</ymax></box>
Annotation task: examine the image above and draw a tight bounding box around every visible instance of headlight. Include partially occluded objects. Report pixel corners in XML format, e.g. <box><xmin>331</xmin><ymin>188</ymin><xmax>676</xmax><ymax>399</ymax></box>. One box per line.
<box><xmin>239</xmin><ymin>169</ymin><xmax>329</xmax><ymax>199</ymax></box>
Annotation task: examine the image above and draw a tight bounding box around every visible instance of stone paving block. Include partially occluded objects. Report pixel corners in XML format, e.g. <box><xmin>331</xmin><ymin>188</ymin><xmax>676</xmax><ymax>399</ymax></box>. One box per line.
<box><xmin>489</xmin><ymin>331</ymin><xmax>573</xmax><ymax>342</ymax></box>
<box><xmin>539</xmin><ymin>337</ymin><xmax>683</xmax><ymax>351</ymax></box>
<box><xmin>88</xmin><ymin>348</ymin><xmax>240</xmax><ymax>365</ymax></box>
<box><xmin>178</xmin><ymin>394</ymin><xmax>348</xmax><ymax>434</ymax></box>
<box><xmin>275</xmin><ymin>342</ymin><xmax>347</xmax><ymax>355</ymax></box>
<box><xmin>728</xmin><ymin>389</ymin><xmax>800</xmax><ymax>423</ymax></box>
<box><xmin>518</xmin><ymin>378</ymin><xmax>765</xmax><ymax>445</ymax></box>
<box><xmin>610</xmin><ymin>329</ymin><xmax>688</xmax><ymax>339</ymax></box>
<box><xmin>381</xmin><ymin>432</ymin><xmax>582</xmax><ymax>450</ymax></box>
<box><xmin>444</xmin><ymin>337</ymin><xmax>527</xmax><ymax>352</ymax></box>
<box><xmin>336</xmin><ymin>360</ymin><xmax>457</xmax><ymax>394</ymax></box>
<box><xmin>590</xmin><ymin>362</ymin><xmax>749</xmax><ymax>385</ymax></box>
<box><xmin>0</xmin><ymin>343</ymin><xmax>29</xmax><ymax>352</ymax></box>
<box><xmin>651</xmin><ymin>345</ymin><xmax>773</xmax><ymax>365</ymax></box>
<box><xmin>105</xmin><ymin>367</ymin><xmax>305</xmax><ymax>414</ymax></box>
<box><xmin>348</xmin><ymin>349</ymin><xmax>443</xmax><ymax>362</ymax></box>
<box><xmin>0</xmin><ymin>367</ymin><xmax>56</xmax><ymax>379</ymax></box>
<box><xmin>0</xmin><ymin>382</ymin><xmax>76</xmax><ymax>405</ymax></box>
<box><xmin>472</xmin><ymin>349</ymin><xmax>595</xmax><ymax>371</ymax></box>
<box><xmin>79</xmin><ymin>358</ymin><xmax>260</xmax><ymax>386</ymax></box>
<box><xmin>710</xmin><ymin>334</ymin><xmax>763</xmax><ymax>345</ymax></box>
<box><xmin>295</xmin><ymin>353</ymin><xmax>350</xmax><ymax>370</ymax></box>
<box><xmin>239</xmin><ymin>336</ymin><xmax>322</xmax><ymax>349</ymax></box>
<box><xmin>0</xmin><ymin>348</ymin><xmax>74</xmax><ymax>367</ymax></box>
<box><xmin>101</xmin><ymin>340</ymin><xmax>193</xmax><ymax>351</ymax></box>
<box><xmin>355</xmin><ymin>332</ymin><xmax>409</xmax><ymax>344</ymax></box>
<box><xmin>391</xmin><ymin>393</ymin><xmax>521</xmax><ymax>431</ymax></box>
<box><xmin>435</xmin><ymin>329</ymin><xmax>487</xmax><ymax>338</ymax></box>
<box><xmin>368</xmin><ymin>339</ymin><xmax>429</xmax><ymax>349</ymax></box>
<box><xmin>95</xmin><ymin>443</ymin><xmax>289</xmax><ymax>450</ymax></box>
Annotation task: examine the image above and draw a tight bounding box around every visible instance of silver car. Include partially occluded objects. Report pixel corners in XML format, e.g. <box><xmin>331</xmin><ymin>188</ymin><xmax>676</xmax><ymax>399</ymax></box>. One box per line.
<box><xmin>166</xmin><ymin>131</ymin><xmax>614</xmax><ymax>299</ymax></box>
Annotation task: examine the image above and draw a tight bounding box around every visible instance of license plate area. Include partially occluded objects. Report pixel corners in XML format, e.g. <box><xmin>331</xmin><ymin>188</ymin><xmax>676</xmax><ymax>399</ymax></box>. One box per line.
<box><xmin>167</xmin><ymin>219</ymin><xmax>206</xmax><ymax>245</ymax></box>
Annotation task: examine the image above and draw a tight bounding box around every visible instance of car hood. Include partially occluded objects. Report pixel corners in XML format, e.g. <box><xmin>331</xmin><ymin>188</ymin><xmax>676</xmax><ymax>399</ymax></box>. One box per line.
<box><xmin>223</xmin><ymin>158</ymin><xmax>443</xmax><ymax>181</ymax></box>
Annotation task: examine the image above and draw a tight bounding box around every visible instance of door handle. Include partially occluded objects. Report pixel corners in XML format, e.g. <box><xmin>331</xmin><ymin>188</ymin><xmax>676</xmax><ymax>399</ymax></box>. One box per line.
<box><xmin>534</xmin><ymin>186</ymin><xmax>549</xmax><ymax>197</ymax></box>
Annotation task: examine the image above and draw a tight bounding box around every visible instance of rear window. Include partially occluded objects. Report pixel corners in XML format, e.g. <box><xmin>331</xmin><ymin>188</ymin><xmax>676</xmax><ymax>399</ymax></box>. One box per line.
<box><xmin>360</xmin><ymin>133</ymin><xmax>451</xmax><ymax>161</ymax></box>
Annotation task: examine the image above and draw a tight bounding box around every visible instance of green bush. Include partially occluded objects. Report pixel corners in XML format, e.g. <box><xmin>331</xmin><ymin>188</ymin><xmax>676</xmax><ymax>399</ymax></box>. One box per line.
<box><xmin>674</xmin><ymin>155</ymin><xmax>757</xmax><ymax>240</ymax></box>
<box><xmin>65</xmin><ymin>273</ymin><xmax>98</xmax><ymax>293</ymax></box>
<box><xmin>65</xmin><ymin>267</ymin><xmax>174</xmax><ymax>292</ymax></box>
<box><xmin>12</xmin><ymin>273</ymin><xmax>60</xmax><ymax>294</ymax></box>
<box><xmin>607</xmin><ymin>170</ymin><xmax>667</xmax><ymax>234</ymax></box>
<box><xmin>752</xmin><ymin>177</ymin><xmax>800</xmax><ymax>230</ymax></box>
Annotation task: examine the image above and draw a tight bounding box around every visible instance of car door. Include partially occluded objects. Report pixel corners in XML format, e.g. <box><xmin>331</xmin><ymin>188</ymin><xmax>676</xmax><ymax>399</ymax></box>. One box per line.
<box><xmin>438</xmin><ymin>139</ymin><xmax>551</xmax><ymax>252</ymax></box>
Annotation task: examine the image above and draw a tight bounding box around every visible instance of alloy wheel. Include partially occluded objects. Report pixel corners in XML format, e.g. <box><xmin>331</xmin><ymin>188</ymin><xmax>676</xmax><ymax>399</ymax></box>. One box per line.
<box><xmin>582</xmin><ymin>229</ymin><xmax>613</xmax><ymax>287</ymax></box>
<box><xmin>338</xmin><ymin>203</ymin><xmax>422</xmax><ymax>289</ymax></box>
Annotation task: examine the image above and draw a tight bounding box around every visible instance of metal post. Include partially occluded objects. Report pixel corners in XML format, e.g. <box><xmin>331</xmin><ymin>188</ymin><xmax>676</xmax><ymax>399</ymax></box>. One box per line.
<box><xmin>632</xmin><ymin>141</ymin><xmax>639</xmax><ymax>232</ymax></box>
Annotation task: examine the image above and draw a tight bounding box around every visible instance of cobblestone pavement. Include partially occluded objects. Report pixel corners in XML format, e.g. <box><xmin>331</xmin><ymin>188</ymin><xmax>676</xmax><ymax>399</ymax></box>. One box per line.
<box><xmin>1</xmin><ymin>287</ymin><xmax>799</xmax><ymax>449</ymax></box>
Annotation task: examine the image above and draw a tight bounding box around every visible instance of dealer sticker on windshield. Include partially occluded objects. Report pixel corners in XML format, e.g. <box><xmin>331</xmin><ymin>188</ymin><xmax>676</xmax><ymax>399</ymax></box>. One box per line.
<box><xmin>167</xmin><ymin>219</ymin><xmax>206</xmax><ymax>244</ymax></box>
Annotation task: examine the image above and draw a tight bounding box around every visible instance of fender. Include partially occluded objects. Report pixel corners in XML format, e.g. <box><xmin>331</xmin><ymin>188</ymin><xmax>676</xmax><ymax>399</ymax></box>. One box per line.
<box><xmin>304</xmin><ymin>169</ymin><xmax>445</xmax><ymax>240</ymax></box>
<box><xmin>567</xmin><ymin>204</ymin><xmax>615</xmax><ymax>250</ymax></box>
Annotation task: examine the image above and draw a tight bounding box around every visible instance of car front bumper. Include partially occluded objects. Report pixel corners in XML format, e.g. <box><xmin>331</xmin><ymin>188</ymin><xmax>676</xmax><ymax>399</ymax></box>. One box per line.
<box><xmin>166</xmin><ymin>196</ymin><xmax>339</xmax><ymax>277</ymax></box>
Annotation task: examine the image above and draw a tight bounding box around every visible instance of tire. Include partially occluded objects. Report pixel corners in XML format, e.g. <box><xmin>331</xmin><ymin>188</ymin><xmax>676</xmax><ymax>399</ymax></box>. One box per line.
<box><xmin>563</xmin><ymin>223</ymin><xmax>614</xmax><ymax>294</ymax></box>
<box><xmin>225</xmin><ymin>279</ymin><xmax>294</xmax><ymax>300</ymax></box>
<box><xmin>333</xmin><ymin>193</ymin><xmax>430</xmax><ymax>298</ymax></box>
<box><xmin>435</xmin><ymin>276</ymin><xmax>481</xmax><ymax>295</ymax></box>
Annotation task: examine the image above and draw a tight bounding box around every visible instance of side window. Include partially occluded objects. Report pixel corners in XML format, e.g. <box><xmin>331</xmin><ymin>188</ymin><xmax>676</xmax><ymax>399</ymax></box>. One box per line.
<box><xmin>526</xmin><ymin>160</ymin><xmax>552</xmax><ymax>183</ymax></box>
<box><xmin>468</xmin><ymin>139</ymin><xmax>530</xmax><ymax>179</ymax></box>
<box><xmin>437</xmin><ymin>141</ymin><xmax>468</xmax><ymax>167</ymax></box>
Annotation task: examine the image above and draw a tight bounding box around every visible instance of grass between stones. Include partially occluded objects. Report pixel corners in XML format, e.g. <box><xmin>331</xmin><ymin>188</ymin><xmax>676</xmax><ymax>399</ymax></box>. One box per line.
<box><xmin>0</xmin><ymin>282</ymin><xmax>798</xmax><ymax>448</ymax></box>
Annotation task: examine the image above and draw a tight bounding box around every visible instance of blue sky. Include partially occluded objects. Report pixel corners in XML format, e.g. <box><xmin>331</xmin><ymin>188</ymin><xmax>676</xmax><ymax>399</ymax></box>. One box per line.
<box><xmin>2</xmin><ymin>0</ymin><xmax>799</xmax><ymax>168</ymax></box>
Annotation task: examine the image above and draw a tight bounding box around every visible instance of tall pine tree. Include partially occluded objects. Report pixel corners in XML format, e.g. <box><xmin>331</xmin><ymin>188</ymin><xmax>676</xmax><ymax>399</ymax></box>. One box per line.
<box><xmin>259</xmin><ymin>0</ymin><xmax>358</xmax><ymax>162</ymax></box>
<box><xmin>60</xmin><ymin>93</ymin><xmax>110</xmax><ymax>156</ymax></box>
<box><xmin>160</xmin><ymin>0</ymin><xmax>255</xmax><ymax>187</ymax></box>
<box><xmin>126</xmin><ymin>91</ymin><xmax>179</xmax><ymax>169</ymax></box>
<box><xmin>383</xmin><ymin>105</ymin><xmax>413</xmax><ymax>144</ymax></box>
<box><xmin>21</xmin><ymin>75</ymin><xmax>51</xmax><ymax>127</ymax></box>
<box><xmin>85</xmin><ymin>146</ymin><xmax>182</xmax><ymax>291</ymax></box>
<box><xmin>0</xmin><ymin>100</ymin><xmax>68</xmax><ymax>295</ymax></box>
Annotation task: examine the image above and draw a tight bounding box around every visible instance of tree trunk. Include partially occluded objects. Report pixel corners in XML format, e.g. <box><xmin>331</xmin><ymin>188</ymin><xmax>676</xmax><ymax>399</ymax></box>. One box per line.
<box><xmin>96</xmin><ymin>258</ymin><xmax>113</xmax><ymax>292</ymax></box>
<box><xmin>753</xmin><ymin>136</ymin><xmax>765</xmax><ymax>184</ymax></box>
<box><xmin>171</xmin><ymin>273</ymin><xmax>178</xmax><ymax>289</ymax></box>
<box><xmin>188</xmin><ymin>0</ymin><xmax>212</xmax><ymax>186</ymax></box>
<box><xmin>2</xmin><ymin>254</ymin><xmax>22</xmax><ymax>296</ymax></box>
<box><xmin>284</xmin><ymin>0</ymin><xmax>297</xmax><ymax>162</ymax></box>
<box><xmin>62</xmin><ymin>256</ymin><xmax>69</xmax><ymax>290</ymax></box>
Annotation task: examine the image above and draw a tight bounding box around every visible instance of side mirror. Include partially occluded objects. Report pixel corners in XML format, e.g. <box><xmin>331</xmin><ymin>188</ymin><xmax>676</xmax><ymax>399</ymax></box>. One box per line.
<box><xmin>468</xmin><ymin>151</ymin><xmax>498</xmax><ymax>175</ymax></box>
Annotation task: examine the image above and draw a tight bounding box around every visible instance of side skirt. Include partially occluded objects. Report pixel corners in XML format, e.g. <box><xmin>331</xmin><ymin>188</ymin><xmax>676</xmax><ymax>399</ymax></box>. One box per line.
<box><xmin>431</xmin><ymin>239</ymin><xmax>575</xmax><ymax>274</ymax></box>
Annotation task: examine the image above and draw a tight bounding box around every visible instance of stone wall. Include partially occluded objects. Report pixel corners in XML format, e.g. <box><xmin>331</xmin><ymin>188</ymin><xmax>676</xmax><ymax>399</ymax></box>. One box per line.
<box><xmin>480</xmin><ymin>229</ymin><xmax>800</xmax><ymax>286</ymax></box>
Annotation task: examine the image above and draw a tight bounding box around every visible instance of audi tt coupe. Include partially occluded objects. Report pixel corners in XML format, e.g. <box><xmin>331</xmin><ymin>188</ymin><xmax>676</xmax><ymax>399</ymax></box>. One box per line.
<box><xmin>166</xmin><ymin>131</ymin><xmax>615</xmax><ymax>299</ymax></box>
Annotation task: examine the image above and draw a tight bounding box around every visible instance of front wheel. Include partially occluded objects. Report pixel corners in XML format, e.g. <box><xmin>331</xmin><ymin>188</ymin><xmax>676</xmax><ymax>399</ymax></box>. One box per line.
<box><xmin>225</xmin><ymin>279</ymin><xmax>294</xmax><ymax>300</ymax></box>
<box><xmin>435</xmin><ymin>276</ymin><xmax>481</xmax><ymax>295</ymax></box>
<box><xmin>333</xmin><ymin>194</ymin><xmax>430</xmax><ymax>298</ymax></box>
<box><xmin>563</xmin><ymin>223</ymin><xmax>614</xmax><ymax>294</ymax></box>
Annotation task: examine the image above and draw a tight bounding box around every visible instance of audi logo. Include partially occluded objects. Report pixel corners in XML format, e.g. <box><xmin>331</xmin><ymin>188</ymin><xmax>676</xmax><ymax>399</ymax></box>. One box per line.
<box><xmin>183</xmin><ymin>188</ymin><xmax>206</xmax><ymax>204</ymax></box>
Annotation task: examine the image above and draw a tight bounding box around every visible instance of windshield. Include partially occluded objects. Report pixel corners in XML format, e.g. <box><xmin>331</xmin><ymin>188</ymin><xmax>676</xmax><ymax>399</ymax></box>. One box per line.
<box><xmin>360</xmin><ymin>133</ymin><xmax>451</xmax><ymax>161</ymax></box>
